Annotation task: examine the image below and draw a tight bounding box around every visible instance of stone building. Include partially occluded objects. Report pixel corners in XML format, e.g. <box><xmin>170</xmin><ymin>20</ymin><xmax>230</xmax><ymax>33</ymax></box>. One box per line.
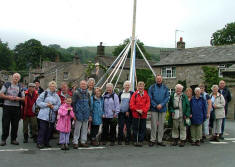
<box><xmin>153</xmin><ymin>38</ymin><xmax>235</xmax><ymax>119</ymax></box>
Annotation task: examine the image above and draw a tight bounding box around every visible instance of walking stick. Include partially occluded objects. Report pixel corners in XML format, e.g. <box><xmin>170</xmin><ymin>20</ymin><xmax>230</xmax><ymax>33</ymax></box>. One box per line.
<box><xmin>136</xmin><ymin>112</ymin><xmax>141</xmax><ymax>145</ymax></box>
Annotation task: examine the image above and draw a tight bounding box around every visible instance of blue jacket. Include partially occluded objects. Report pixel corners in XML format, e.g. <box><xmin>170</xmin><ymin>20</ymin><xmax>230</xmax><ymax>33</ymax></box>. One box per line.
<box><xmin>36</xmin><ymin>90</ymin><xmax>61</xmax><ymax>123</ymax></box>
<box><xmin>72</xmin><ymin>88</ymin><xmax>91</xmax><ymax>121</ymax></box>
<box><xmin>148</xmin><ymin>83</ymin><xmax>170</xmax><ymax>112</ymax></box>
<box><xmin>190</xmin><ymin>96</ymin><xmax>207</xmax><ymax>125</ymax></box>
<box><xmin>90</xmin><ymin>96</ymin><xmax>104</xmax><ymax>125</ymax></box>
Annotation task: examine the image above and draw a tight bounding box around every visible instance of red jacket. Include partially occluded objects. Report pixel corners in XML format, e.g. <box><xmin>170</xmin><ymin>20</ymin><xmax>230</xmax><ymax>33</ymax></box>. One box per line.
<box><xmin>57</xmin><ymin>90</ymin><xmax>73</xmax><ymax>104</ymax></box>
<box><xmin>23</xmin><ymin>90</ymin><xmax>38</xmax><ymax>119</ymax></box>
<box><xmin>130</xmin><ymin>90</ymin><xmax>150</xmax><ymax>119</ymax></box>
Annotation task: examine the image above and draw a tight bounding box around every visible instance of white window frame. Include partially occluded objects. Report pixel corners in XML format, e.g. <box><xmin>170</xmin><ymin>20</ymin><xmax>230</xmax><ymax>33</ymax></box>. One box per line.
<box><xmin>169</xmin><ymin>88</ymin><xmax>175</xmax><ymax>95</ymax></box>
<box><xmin>161</xmin><ymin>66</ymin><xmax>176</xmax><ymax>78</ymax></box>
<box><xmin>218</xmin><ymin>64</ymin><xmax>226</xmax><ymax>77</ymax></box>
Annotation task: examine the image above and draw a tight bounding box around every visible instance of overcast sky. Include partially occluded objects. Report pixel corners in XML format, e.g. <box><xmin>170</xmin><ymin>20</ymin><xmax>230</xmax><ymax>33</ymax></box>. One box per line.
<box><xmin>0</xmin><ymin>0</ymin><xmax>234</xmax><ymax>49</ymax></box>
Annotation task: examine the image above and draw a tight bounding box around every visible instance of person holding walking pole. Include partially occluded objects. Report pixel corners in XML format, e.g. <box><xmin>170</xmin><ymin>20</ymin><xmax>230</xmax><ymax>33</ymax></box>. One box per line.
<box><xmin>130</xmin><ymin>81</ymin><xmax>150</xmax><ymax>147</ymax></box>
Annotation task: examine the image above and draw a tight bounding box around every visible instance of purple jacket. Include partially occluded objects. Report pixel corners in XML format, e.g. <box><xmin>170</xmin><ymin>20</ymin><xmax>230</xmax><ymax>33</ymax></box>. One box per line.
<box><xmin>103</xmin><ymin>92</ymin><xmax>120</xmax><ymax>118</ymax></box>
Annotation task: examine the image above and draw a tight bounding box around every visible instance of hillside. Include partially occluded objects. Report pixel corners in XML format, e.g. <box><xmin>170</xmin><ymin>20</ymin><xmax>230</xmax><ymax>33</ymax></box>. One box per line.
<box><xmin>51</xmin><ymin>45</ymin><xmax>173</xmax><ymax>63</ymax></box>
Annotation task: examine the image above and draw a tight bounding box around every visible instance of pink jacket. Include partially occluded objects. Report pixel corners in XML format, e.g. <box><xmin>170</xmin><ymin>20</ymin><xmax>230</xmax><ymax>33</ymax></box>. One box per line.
<box><xmin>56</xmin><ymin>103</ymin><xmax>75</xmax><ymax>133</ymax></box>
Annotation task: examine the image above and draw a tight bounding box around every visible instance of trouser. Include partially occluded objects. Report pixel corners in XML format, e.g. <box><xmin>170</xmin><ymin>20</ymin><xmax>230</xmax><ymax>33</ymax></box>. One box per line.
<box><xmin>1</xmin><ymin>106</ymin><xmax>20</xmax><ymax>141</ymax></box>
<box><xmin>191</xmin><ymin>124</ymin><xmax>202</xmax><ymax>142</ymax></box>
<box><xmin>59</xmin><ymin>132</ymin><xmax>70</xmax><ymax>144</ymax></box>
<box><xmin>90</xmin><ymin>125</ymin><xmax>100</xmax><ymax>140</ymax></box>
<box><xmin>37</xmin><ymin>119</ymin><xmax>54</xmax><ymax>145</ymax></box>
<box><xmin>150</xmin><ymin>112</ymin><xmax>166</xmax><ymax>143</ymax></box>
<box><xmin>118</xmin><ymin>112</ymin><xmax>132</xmax><ymax>142</ymax></box>
<box><xmin>132</xmin><ymin>118</ymin><xmax>146</xmax><ymax>142</ymax></box>
<box><xmin>101</xmin><ymin>118</ymin><xmax>117</xmax><ymax>142</ymax></box>
<box><xmin>209</xmin><ymin>111</ymin><xmax>214</xmax><ymax>129</ymax></box>
<box><xmin>73</xmin><ymin>120</ymin><xmax>88</xmax><ymax>144</ymax></box>
<box><xmin>203</xmin><ymin>118</ymin><xmax>210</xmax><ymax>136</ymax></box>
<box><xmin>221</xmin><ymin>118</ymin><xmax>226</xmax><ymax>136</ymax></box>
<box><xmin>23</xmin><ymin>116</ymin><xmax>38</xmax><ymax>137</ymax></box>
<box><xmin>172</xmin><ymin>118</ymin><xmax>186</xmax><ymax>140</ymax></box>
<box><xmin>213</xmin><ymin>118</ymin><xmax>223</xmax><ymax>135</ymax></box>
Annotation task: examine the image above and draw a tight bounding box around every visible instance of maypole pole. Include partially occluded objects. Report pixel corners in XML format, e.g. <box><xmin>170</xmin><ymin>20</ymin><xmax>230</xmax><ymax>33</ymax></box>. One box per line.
<box><xmin>129</xmin><ymin>0</ymin><xmax>137</xmax><ymax>91</ymax></box>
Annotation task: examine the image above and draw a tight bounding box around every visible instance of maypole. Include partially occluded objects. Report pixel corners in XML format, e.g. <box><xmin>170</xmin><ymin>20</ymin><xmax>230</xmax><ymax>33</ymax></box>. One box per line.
<box><xmin>129</xmin><ymin>0</ymin><xmax>137</xmax><ymax>91</ymax></box>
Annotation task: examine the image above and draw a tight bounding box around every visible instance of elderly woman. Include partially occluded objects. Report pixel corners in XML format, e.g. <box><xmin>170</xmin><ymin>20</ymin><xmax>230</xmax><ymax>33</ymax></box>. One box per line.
<box><xmin>87</xmin><ymin>78</ymin><xmax>95</xmax><ymax>97</ymax></box>
<box><xmin>36</xmin><ymin>81</ymin><xmax>61</xmax><ymax>148</ymax></box>
<box><xmin>190</xmin><ymin>87</ymin><xmax>207</xmax><ymax>146</ymax></box>
<box><xmin>101</xmin><ymin>83</ymin><xmax>120</xmax><ymax>146</ymax></box>
<box><xmin>168</xmin><ymin>84</ymin><xmax>190</xmax><ymax>147</ymax></box>
<box><xmin>185</xmin><ymin>88</ymin><xmax>193</xmax><ymax>101</ymax></box>
<box><xmin>118</xmin><ymin>81</ymin><xmax>134</xmax><ymax>145</ymax></box>
<box><xmin>210</xmin><ymin>85</ymin><xmax>225</xmax><ymax>142</ymax></box>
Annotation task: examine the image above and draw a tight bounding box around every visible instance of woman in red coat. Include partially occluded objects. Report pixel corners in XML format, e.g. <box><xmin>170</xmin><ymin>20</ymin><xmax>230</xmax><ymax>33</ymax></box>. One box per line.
<box><xmin>130</xmin><ymin>81</ymin><xmax>150</xmax><ymax>146</ymax></box>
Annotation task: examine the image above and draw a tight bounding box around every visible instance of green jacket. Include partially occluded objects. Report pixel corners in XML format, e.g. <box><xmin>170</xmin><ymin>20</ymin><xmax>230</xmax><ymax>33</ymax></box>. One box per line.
<box><xmin>168</xmin><ymin>93</ymin><xmax>191</xmax><ymax>127</ymax></box>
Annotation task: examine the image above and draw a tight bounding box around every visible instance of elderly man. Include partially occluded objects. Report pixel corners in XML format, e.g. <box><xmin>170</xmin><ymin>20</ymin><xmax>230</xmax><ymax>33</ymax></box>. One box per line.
<box><xmin>218</xmin><ymin>80</ymin><xmax>232</xmax><ymax>139</ymax></box>
<box><xmin>148</xmin><ymin>75</ymin><xmax>169</xmax><ymax>147</ymax></box>
<box><xmin>0</xmin><ymin>73</ymin><xmax>25</xmax><ymax>146</ymax></box>
<box><xmin>87</xmin><ymin>78</ymin><xmax>95</xmax><ymax>97</ymax></box>
<box><xmin>168</xmin><ymin>84</ymin><xmax>190</xmax><ymax>147</ymax></box>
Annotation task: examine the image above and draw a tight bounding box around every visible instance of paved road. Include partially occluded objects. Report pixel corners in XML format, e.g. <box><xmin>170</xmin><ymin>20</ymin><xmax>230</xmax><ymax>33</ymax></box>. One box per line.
<box><xmin>0</xmin><ymin>107</ymin><xmax>235</xmax><ymax>167</ymax></box>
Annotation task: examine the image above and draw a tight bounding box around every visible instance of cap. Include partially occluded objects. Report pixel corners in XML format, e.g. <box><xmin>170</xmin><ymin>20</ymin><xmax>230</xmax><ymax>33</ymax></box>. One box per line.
<box><xmin>28</xmin><ymin>83</ymin><xmax>36</xmax><ymax>87</ymax></box>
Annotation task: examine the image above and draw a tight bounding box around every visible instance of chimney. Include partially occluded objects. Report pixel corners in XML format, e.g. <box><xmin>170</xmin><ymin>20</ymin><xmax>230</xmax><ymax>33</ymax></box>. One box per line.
<box><xmin>73</xmin><ymin>53</ymin><xmax>80</xmax><ymax>64</ymax></box>
<box><xmin>97</xmin><ymin>42</ymin><xmax>105</xmax><ymax>57</ymax></box>
<box><xmin>177</xmin><ymin>37</ymin><xmax>185</xmax><ymax>49</ymax></box>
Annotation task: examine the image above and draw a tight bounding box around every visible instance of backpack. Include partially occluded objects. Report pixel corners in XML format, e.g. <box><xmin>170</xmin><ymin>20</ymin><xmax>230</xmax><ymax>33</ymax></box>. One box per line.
<box><xmin>0</xmin><ymin>82</ymin><xmax>22</xmax><ymax>107</ymax></box>
<box><xmin>33</xmin><ymin>91</ymin><xmax>48</xmax><ymax>115</ymax></box>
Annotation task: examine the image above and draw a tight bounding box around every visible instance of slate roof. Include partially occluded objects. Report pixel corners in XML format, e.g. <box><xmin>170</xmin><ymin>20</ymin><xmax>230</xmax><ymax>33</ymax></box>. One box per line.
<box><xmin>97</xmin><ymin>56</ymin><xmax>157</xmax><ymax>69</ymax></box>
<box><xmin>153</xmin><ymin>44</ymin><xmax>235</xmax><ymax>67</ymax></box>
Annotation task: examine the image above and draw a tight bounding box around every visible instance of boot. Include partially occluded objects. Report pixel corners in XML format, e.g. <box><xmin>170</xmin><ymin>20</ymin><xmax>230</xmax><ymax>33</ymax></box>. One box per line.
<box><xmin>61</xmin><ymin>144</ymin><xmax>65</xmax><ymax>150</ymax></box>
<box><xmin>171</xmin><ymin>139</ymin><xmax>178</xmax><ymax>146</ymax></box>
<box><xmin>91</xmin><ymin>140</ymin><xmax>99</xmax><ymax>146</ymax></box>
<box><xmin>65</xmin><ymin>144</ymin><xmax>69</xmax><ymax>150</ymax></box>
<box><xmin>215</xmin><ymin>136</ymin><xmax>220</xmax><ymax>142</ymax></box>
<box><xmin>24</xmin><ymin>134</ymin><xmax>28</xmax><ymax>143</ymax></box>
<box><xmin>179</xmin><ymin>140</ymin><xmax>185</xmax><ymax>147</ymax></box>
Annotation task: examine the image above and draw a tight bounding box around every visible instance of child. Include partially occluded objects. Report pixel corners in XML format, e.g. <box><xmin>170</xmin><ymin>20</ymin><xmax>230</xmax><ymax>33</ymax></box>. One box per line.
<box><xmin>56</xmin><ymin>96</ymin><xmax>75</xmax><ymax>150</ymax></box>
<box><xmin>90</xmin><ymin>87</ymin><xmax>104</xmax><ymax>146</ymax></box>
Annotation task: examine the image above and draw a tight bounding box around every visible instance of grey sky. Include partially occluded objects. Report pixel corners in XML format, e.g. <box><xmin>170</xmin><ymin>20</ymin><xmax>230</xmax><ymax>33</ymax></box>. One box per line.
<box><xmin>0</xmin><ymin>0</ymin><xmax>234</xmax><ymax>49</ymax></box>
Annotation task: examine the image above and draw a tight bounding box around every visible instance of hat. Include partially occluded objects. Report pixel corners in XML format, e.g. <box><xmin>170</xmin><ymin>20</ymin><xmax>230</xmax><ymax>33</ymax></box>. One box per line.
<box><xmin>28</xmin><ymin>83</ymin><xmax>36</xmax><ymax>87</ymax></box>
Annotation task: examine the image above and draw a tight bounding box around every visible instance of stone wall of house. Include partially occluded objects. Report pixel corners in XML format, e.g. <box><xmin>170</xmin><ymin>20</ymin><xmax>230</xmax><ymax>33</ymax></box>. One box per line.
<box><xmin>153</xmin><ymin>64</ymin><xmax>218</xmax><ymax>89</ymax></box>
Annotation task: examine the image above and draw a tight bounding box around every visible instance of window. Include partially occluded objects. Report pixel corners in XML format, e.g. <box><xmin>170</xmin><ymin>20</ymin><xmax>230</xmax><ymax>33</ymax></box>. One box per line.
<box><xmin>218</xmin><ymin>65</ymin><xmax>226</xmax><ymax>77</ymax></box>
<box><xmin>63</xmin><ymin>72</ymin><xmax>69</xmax><ymax>80</ymax></box>
<box><xmin>161</xmin><ymin>67</ymin><xmax>176</xmax><ymax>78</ymax></box>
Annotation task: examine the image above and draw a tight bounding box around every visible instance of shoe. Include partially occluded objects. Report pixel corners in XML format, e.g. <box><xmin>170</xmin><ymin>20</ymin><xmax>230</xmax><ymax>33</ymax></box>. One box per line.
<box><xmin>0</xmin><ymin>140</ymin><xmax>6</xmax><ymax>146</ymax></box>
<box><xmin>11</xmin><ymin>140</ymin><xmax>19</xmax><ymax>145</ymax></box>
<box><xmin>44</xmin><ymin>144</ymin><xmax>51</xmax><ymax>148</ymax></box>
<box><xmin>219</xmin><ymin>135</ymin><xmax>224</xmax><ymax>140</ymax></box>
<box><xmin>61</xmin><ymin>144</ymin><xmax>65</xmax><ymax>150</ymax></box>
<box><xmin>138</xmin><ymin>142</ymin><xmax>143</xmax><ymax>147</ymax></box>
<box><xmin>33</xmin><ymin>137</ymin><xmax>37</xmax><ymax>143</ymax></box>
<box><xmin>100</xmin><ymin>141</ymin><xmax>106</xmax><ymax>145</ymax></box>
<box><xmin>215</xmin><ymin>136</ymin><xmax>220</xmax><ymax>142</ymax></box>
<box><xmin>118</xmin><ymin>141</ymin><xmax>122</xmax><ymax>145</ymax></box>
<box><xmin>195</xmin><ymin>140</ymin><xmax>200</xmax><ymax>146</ymax></box>
<box><xmin>110</xmin><ymin>142</ymin><xmax>115</xmax><ymax>146</ymax></box>
<box><xmin>91</xmin><ymin>140</ymin><xmax>99</xmax><ymax>146</ymax></box>
<box><xmin>191</xmin><ymin>142</ymin><xmax>196</xmax><ymax>146</ymax></box>
<box><xmin>37</xmin><ymin>144</ymin><xmax>44</xmax><ymax>149</ymax></box>
<box><xmin>80</xmin><ymin>143</ymin><xmax>89</xmax><ymax>147</ymax></box>
<box><xmin>65</xmin><ymin>144</ymin><xmax>69</xmax><ymax>150</ymax></box>
<box><xmin>125</xmin><ymin>141</ymin><xmax>130</xmax><ymax>145</ymax></box>
<box><xmin>23</xmin><ymin>134</ymin><xmax>28</xmax><ymax>143</ymax></box>
<box><xmin>149</xmin><ymin>141</ymin><xmax>155</xmax><ymax>147</ymax></box>
<box><xmin>179</xmin><ymin>140</ymin><xmax>185</xmax><ymax>147</ymax></box>
<box><xmin>73</xmin><ymin>144</ymin><xmax>78</xmax><ymax>149</ymax></box>
<box><xmin>171</xmin><ymin>139</ymin><xmax>178</xmax><ymax>146</ymax></box>
<box><xmin>157</xmin><ymin>142</ymin><xmax>166</xmax><ymax>147</ymax></box>
<box><xmin>210</xmin><ymin>136</ymin><xmax>217</xmax><ymax>141</ymax></box>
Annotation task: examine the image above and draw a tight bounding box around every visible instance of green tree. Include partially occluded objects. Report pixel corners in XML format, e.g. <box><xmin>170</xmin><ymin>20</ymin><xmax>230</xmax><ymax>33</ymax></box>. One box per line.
<box><xmin>136</xmin><ymin>69</ymin><xmax>155</xmax><ymax>90</ymax></box>
<box><xmin>202</xmin><ymin>66</ymin><xmax>222</xmax><ymax>93</ymax></box>
<box><xmin>112</xmin><ymin>39</ymin><xmax>151</xmax><ymax>60</ymax></box>
<box><xmin>14</xmin><ymin>39</ymin><xmax>43</xmax><ymax>70</ymax></box>
<box><xmin>0</xmin><ymin>40</ymin><xmax>13</xmax><ymax>70</ymax></box>
<box><xmin>211</xmin><ymin>22</ymin><xmax>235</xmax><ymax>46</ymax></box>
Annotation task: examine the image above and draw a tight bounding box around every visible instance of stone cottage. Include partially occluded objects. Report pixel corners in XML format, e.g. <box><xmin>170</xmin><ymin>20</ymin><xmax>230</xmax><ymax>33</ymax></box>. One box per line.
<box><xmin>153</xmin><ymin>38</ymin><xmax>235</xmax><ymax>119</ymax></box>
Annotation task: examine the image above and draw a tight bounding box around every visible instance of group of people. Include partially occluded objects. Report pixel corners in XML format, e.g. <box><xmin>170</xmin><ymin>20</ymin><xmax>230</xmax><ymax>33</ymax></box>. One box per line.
<box><xmin>0</xmin><ymin>73</ymin><xmax>232</xmax><ymax>151</ymax></box>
